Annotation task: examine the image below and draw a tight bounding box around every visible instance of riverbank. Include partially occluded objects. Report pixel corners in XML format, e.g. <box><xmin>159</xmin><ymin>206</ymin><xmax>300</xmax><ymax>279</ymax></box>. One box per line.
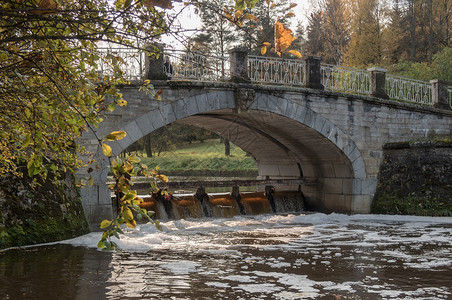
<box><xmin>140</xmin><ymin>139</ymin><xmax>258</xmax><ymax>177</ymax></box>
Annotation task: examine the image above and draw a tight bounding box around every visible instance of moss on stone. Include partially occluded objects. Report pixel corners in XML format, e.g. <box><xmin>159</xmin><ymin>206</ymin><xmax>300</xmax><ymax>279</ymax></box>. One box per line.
<box><xmin>0</xmin><ymin>170</ymin><xmax>89</xmax><ymax>249</ymax></box>
<box><xmin>372</xmin><ymin>138</ymin><xmax>452</xmax><ymax>217</ymax></box>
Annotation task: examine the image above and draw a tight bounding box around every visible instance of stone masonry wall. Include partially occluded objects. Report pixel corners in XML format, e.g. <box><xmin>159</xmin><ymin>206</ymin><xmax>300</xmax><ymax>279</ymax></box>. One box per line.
<box><xmin>371</xmin><ymin>139</ymin><xmax>452</xmax><ymax>215</ymax></box>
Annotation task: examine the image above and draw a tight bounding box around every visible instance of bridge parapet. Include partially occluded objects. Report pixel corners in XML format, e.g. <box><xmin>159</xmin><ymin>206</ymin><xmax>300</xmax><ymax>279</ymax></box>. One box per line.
<box><xmin>97</xmin><ymin>46</ymin><xmax>451</xmax><ymax>110</ymax></box>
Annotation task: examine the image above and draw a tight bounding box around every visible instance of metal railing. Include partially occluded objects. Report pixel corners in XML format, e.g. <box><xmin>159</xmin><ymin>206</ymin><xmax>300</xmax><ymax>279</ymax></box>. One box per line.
<box><xmin>386</xmin><ymin>75</ymin><xmax>432</xmax><ymax>106</ymax></box>
<box><xmin>97</xmin><ymin>47</ymin><xmax>146</xmax><ymax>81</ymax></box>
<box><xmin>96</xmin><ymin>48</ymin><xmax>451</xmax><ymax>109</ymax></box>
<box><xmin>248</xmin><ymin>55</ymin><xmax>306</xmax><ymax>86</ymax></box>
<box><xmin>320</xmin><ymin>64</ymin><xmax>370</xmax><ymax>95</ymax></box>
<box><xmin>165</xmin><ymin>50</ymin><xmax>230</xmax><ymax>81</ymax></box>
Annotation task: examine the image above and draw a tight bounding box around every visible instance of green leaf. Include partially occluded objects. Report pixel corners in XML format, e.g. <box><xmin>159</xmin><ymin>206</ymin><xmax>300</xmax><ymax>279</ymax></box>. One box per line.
<box><xmin>127</xmin><ymin>155</ymin><xmax>141</xmax><ymax>163</ymax></box>
<box><xmin>87</xmin><ymin>176</ymin><xmax>94</xmax><ymax>187</ymax></box>
<box><xmin>100</xmin><ymin>220</ymin><xmax>111</xmax><ymax>229</ymax></box>
<box><xmin>97</xmin><ymin>240</ymin><xmax>106</xmax><ymax>248</ymax></box>
<box><xmin>107</xmin><ymin>102</ymin><xmax>117</xmax><ymax>112</ymax></box>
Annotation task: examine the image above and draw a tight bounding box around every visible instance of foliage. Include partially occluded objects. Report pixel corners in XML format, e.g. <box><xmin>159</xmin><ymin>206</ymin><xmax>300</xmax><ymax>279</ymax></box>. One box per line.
<box><xmin>387</xmin><ymin>47</ymin><xmax>452</xmax><ymax>82</ymax></box>
<box><xmin>0</xmin><ymin>0</ymin><xmax>172</xmax><ymax>181</ymax></box>
<box><xmin>344</xmin><ymin>0</ymin><xmax>384</xmax><ymax>68</ymax></box>
<box><xmin>192</xmin><ymin>0</ymin><xmax>236</xmax><ymax>58</ymax></box>
<box><xmin>98</xmin><ymin>154</ymin><xmax>168</xmax><ymax>250</ymax></box>
<box><xmin>222</xmin><ymin>0</ymin><xmax>300</xmax><ymax>57</ymax></box>
<box><xmin>371</xmin><ymin>192</ymin><xmax>452</xmax><ymax>217</ymax></box>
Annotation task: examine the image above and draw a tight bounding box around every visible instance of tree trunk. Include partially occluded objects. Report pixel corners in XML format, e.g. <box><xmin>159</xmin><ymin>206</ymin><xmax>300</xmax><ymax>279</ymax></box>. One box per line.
<box><xmin>224</xmin><ymin>139</ymin><xmax>230</xmax><ymax>156</ymax></box>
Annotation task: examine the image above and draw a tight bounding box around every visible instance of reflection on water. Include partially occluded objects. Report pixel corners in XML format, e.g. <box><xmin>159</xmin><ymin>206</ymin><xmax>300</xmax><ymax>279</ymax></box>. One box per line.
<box><xmin>1</xmin><ymin>214</ymin><xmax>452</xmax><ymax>299</ymax></box>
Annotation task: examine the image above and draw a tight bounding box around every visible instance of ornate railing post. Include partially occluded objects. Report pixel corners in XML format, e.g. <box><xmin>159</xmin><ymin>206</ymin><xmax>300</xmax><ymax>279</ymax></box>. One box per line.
<box><xmin>304</xmin><ymin>56</ymin><xmax>323</xmax><ymax>90</ymax></box>
<box><xmin>430</xmin><ymin>79</ymin><xmax>450</xmax><ymax>109</ymax></box>
<box><xmin>229</xmin><ymin>48</ymin><xmax>250</xmax><ymax>83</ymax></box>
<box><xmin>146</xmin><ymin>44</ymin><xmax>168</xmax><ymax>80</ymax></box>
<box><xmin>368</xmin><ymin>67</ymin><xmax>389</xmax><ymax>99</ymax></box>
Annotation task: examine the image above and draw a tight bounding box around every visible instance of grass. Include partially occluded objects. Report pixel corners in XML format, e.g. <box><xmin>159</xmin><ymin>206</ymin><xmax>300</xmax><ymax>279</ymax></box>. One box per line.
<box><xmin>139</xmin><ymin>139</ymin><xmax>258</xmax><ymax>176</ymax></box>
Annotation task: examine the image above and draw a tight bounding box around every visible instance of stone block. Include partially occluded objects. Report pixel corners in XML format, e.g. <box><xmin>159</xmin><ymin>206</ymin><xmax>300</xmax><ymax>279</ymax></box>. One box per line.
<box><xmin>186</xmin><ymin>97</ymin><xmax>199</xmax><ymax>116</ymax></box>
<box><xmin>361</xmin><ymin>178</ymin><xmax>378</xmax><ymax>195</ymax></box>
<box><xmin>351</xmin><ymin>195</ymin><xmax>372</xmax><ymax>213</ymax></box>
<box><xmin>206</xmin><ymin>92</ymin><xmax>221</xmax><ymax>111</ymax></box>
<box><xmin>294</xmin><ymin>106</ymin><xmax>308</xmax><ymax>124</ymax></box>
<box><xmin>258</xmin><ymin>164</ymin><xmax>281</xmax><ymax>176</ymax></box>
<box><xmin>79</xmin><ymin>186</ymin><xmax>99</xmax><ymax>206</ymax></box>
<box><xmin>277</xmin><ymin>164</ymin><xmax>301</xmax><ymax>177</ymax></box>
<box><xmin>352</xmin><ymin>158</ymin><xmax>366</xmax><ymax>179</ymax></box>
<box><xmin>313</xmin><ymin>114</ymin><xmax>326</xmax><ymax>133</ymax></box>
<box><xmin>173</xmin><ymin>99</ymin><xmax>188</xmax><ymax>119</ymax></box>
<box><xmin>195</xmin><ymin>93</ymin><xmax>208</xmax><ymax>113</ymax></box>
<box><xmin>124</xmin><ymin>120</ymin><xmax>144</xmax><ymax>144</ymax></box>
<box><xmin>304</xmin><ymin>109</ymin><xmax>316</xmax><ymax>128</ymax></box>
<box><xmin>320</xmin><ymin>119</ymin><xmax>334</xmax><ymax>138</ymax></box>
<box><xmin>322</xmin><ymin>178</ymin><xmax>344</xmax><ymax>194</ymax></box>
<box><xmin>160</xmin><ymin>103</ymin><xmax>176</xmax><ymax>124</ymax></box>
<box><xmin>88</xmin><ymin>204</ymin><xmax>113</xmax><ymax>231</ymax></box>
<box><xmin>333</xmin><ymin>163</ymin><xmax>352</xmax><ymax>177</ymax></box>
<box><xmin>284</xmin><ymin>100</ymin><xmax>299</xmax><ymax>119</ymax></box>
<box><xmin>219</xmin><ymin>90</ymin><xmax>234</xmax><ymax>109</ymax></box>
<box><xmin>323</xmin><ymin>194</ymin><xmax>346</xmax><ymax>212</ymax></box>
<box><xmin>149</xmin><ymin>109</ymin><xmax>165</xmax><ymax>130</ymax></box>
<box><xmin>117</xmin><ymin>132</ymin><xmax>133</xmax><ymax>151</ymax></box>
<box><xmin>136</xmin><ymin>112</ymin><xmax>155</xmax><ymax>136</ymax></box>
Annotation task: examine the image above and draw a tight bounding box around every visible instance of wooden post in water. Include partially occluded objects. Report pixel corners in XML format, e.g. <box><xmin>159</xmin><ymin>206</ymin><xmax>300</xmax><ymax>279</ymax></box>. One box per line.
<box><xmin>195</xmin><ymin>186</ymin><xmax>213</xmax><ymax>217</ymax></box>
<box><xmin>232</xmin><ymin>185</ymin><xmax>246</xmax><ymax>215</ymax></box>
<box><xmin>265</xmin><ymin>186</ymin><xmax>276</xmax><ymax>213</ymax></box>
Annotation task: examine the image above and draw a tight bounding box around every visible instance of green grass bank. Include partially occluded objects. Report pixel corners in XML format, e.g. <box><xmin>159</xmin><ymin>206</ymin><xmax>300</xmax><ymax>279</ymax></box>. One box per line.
<box><xmin>140</xmin><ymin>139</ymin><xmax>258</xmax><ymax>177</ymax></box>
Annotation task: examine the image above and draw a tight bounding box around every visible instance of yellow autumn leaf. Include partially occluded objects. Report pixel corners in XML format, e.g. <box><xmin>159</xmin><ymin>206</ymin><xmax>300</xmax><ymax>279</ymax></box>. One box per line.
<box><xmin>274</xmin><ymin>21</ymin><xmax>297</xmax><ymax>53</ymax></box>
<box><xmin>104</xmin><ymin>130</ymin><xmax>127</xmax><ymax>141</ymax></box>
<box><xmin>102</xmin><ymin>143</ymin><xmax>112</xmax><ymax>157</ymax></box>
<box><xmin>286</xmin><ymin>12</ymin><xmax>295</xmax><ymax>17</ymax></box>
<box><xmin>126</xmin><ymin>220</ymin><xmax>137</xmax><ymax>229</ymax></box>
<box><xmin>263</xmin><ymin>42</ymin><xmax>271</xmax><ymax>46</ymax></box>
<box><xmin>289</xmin><ymin>3</ymin><xmax>297</xmax><ymax>8</ymax></box>
<box><xmin>288</xmin><ymin>50</ymin><xmax>302</xmax><ymax>58</ymax></box>
<box><xmin>243</xmin><ymin>13</ymin><xmax>258</xmax><ymax>21</ymax></box>
<box><xmin>261</xmin><ymin>46</ymin><xmax>267</xmax><ymax>55</ymax></box>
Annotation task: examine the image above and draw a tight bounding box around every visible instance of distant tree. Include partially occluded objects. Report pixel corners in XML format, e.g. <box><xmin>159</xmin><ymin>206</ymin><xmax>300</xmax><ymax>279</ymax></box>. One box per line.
<box><xmin>321</xmin><ymin>0</ymin><xmax>350</xmax><ymax>64</ymax></box>
<box><xmin>304</xmin><ymin>10</ymin><xmax>327</xmax><ymax>58</ymax></box>
<box><xmin>382</xmin><ymin>0</ymin><xmax>409</xmax><ymax>64</ymax></box>
<box><xmin>345</xmin><ymin>0</ymin><xmax>386</xmax><ymax>67</ymax></box>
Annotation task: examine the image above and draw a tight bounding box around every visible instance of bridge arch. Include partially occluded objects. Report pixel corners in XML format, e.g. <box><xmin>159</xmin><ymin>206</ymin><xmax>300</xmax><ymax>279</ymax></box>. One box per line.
<box><xmin>87</xmin><ymin>90</ymin><xmax>371</xmax><ymax>222</ymax></box>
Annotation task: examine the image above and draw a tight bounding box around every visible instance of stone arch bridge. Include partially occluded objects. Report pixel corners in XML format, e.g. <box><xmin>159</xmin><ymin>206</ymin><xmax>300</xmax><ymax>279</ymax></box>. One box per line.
<box><xmin>78</xmin><ymin>48</ymin><xmax>452</xmax><ymax>230</ymax></box>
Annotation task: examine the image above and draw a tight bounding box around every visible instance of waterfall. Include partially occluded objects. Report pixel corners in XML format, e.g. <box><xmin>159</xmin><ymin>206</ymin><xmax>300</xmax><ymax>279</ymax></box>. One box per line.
<box><xmin>139</xmin><ymin>187</ymin><xmax>305</xmax><ymax>220</ymax></box>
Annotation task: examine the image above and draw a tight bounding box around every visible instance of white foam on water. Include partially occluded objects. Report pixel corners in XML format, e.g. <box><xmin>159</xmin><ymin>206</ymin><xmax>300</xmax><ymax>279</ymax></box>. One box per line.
<box><xmin>56</xmin><ymin>213</ymin><xmax>452</xmax><ymax>299</ymax></box>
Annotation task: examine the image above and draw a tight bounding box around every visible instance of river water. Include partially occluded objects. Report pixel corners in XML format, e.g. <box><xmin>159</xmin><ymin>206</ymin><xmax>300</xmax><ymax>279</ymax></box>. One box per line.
<box><xmin>1</xmin><ymin>213</ymin><xmax>452</xmax><ymax>299</ymax></box>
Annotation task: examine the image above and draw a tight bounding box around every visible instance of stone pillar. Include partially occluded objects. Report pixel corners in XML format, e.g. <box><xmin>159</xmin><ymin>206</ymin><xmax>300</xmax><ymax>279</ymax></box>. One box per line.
<box><xmin>304</xmin><ymin>56</ymin><xmax>323</xmax><ymax>90</ymax></box>
<box><xmin>229</xmin><ymin>48</ymin><xmax>250</xmax><ymax>83</ymax></box>
<box><xmin>368</xmin><ymin>67</ymin><xmax>389</xmax><ymax>99</ymax></box>
<box><xmin>430</xmin><ymin>79</ymin><xmax>450</xmax><ymax>110</ymax></box>
<box><xmin>146</xmin><ymin>43</ymin><xmax>168</xmax><ymax>80</ymax></box>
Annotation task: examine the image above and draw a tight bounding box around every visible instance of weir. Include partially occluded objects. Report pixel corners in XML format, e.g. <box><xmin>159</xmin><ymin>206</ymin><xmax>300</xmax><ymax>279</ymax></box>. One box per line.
<box><xmin>136</xmin><ymin>184</ymin><xmax>305</xmax><ymax>220</ymax></box>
